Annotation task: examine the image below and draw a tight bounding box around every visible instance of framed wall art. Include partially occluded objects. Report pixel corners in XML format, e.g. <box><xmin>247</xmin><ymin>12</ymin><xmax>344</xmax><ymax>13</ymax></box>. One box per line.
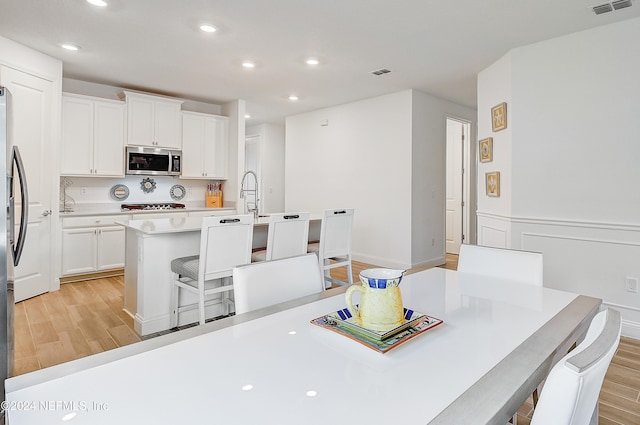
<box><xmin>486</xmin><ymin>172</ymin><xmax>500</xmax><ymax>197</ymax></box>
<box><xmin>491</xmin><ymin>102</ymin><xmax>507</xmax><ymax>132</ymax></box>
<box><xmin>479</xmin><ymin>137</ymin><xmax>493</xmax><ymax>163</ymax></box>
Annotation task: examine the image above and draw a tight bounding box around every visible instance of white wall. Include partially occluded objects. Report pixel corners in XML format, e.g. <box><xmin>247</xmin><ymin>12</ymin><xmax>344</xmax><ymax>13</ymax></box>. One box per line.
<box><xmin>285</xmin><ymin>90</ymin><xmax>476</xmax><ymax>269</ymax></box>
<box><xmin>246</xmin><ymin>123</ymin><xmax>285</xmax><ymax>213</ymax></box>
<box><xmin>61</xmin><ymin>176</ymin><xmax>219</xmax><ymax>209</ymax></box>
<box><xmin>476</xmin><ymin>52</ymin><xmax>514</xmax><ymax>248</ymax></box>
<box><xmin>411</xmin><ymin>91</ymin><xmax>476</xmax><ymax>265</ymax></box>
<box><xmin>477</xmin><ymin>17</ymin><xmax>640</xmax><ymax>338</ymax></box>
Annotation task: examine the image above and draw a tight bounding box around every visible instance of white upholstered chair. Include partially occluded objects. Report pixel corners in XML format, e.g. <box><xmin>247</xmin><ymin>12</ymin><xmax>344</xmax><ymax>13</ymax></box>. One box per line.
<box><xmin>530</xmin><ymin>308</ymin><xmax>622</xmax><ymax>425</ymax></box>
<box><xmin>457</xmin><ymin>244</ymin><xmax>543</xmax><ymax>286</ymax></box>
<box><xmin>308</xmin><ymin>208</ymin><xmax>354</xmax><ymax>288</ymax></box>
<box><xmin>251</xmin><ymin>212</ymin><xmax>310</xmax><ymax>262</ymax></box>
<box><xmin>233</xmin><ymin>253</ymin><xmax>324</xmax><ymax>315</ymax></box>
<box><xmin>170</xmin><ymin>214</ymin><xmax>254</xmax><ymax>327</ymax></box>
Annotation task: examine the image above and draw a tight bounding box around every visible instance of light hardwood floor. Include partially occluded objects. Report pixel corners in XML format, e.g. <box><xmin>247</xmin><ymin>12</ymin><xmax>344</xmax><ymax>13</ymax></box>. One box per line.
<box><xmin>14</xmin><ymin>255</ymin><xmax>640</xmax><ymax>424</ymax></box>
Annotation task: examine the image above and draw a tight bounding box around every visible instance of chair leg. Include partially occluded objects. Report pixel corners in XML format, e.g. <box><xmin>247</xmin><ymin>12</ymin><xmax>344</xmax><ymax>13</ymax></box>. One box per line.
<box><xmin>323</xmin><ymin>258</ymin><xmax>332</xmax><ymax>289</ymax></box>
<box><xmin>170</xmin><ymin>273</ymin><xmax>179</xmax><ymax>329</ymax></box>
<box><xmin>347</xmin><ymin>260</ymin><xmax>353</xmax><ymax>285</ymax></box>
<box><xmin>223</xmin><ymin>277</ymin><xmax>230</xmax><ymax>316</ymax></box>
<box><xmin>198</xmin><ymin>285</ymin><xmax>206</xmax><ymax>326</ymax></box>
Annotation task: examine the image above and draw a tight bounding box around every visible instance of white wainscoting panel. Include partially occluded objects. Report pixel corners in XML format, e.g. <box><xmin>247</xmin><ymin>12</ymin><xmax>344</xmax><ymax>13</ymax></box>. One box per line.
<box><xmin>511</xmin><ymin>217</ymin><xmax>640</xmax><ymax>339</ymax></box>
<box><xmin>477</xmin><ymin>212</ymin><xmax>511</xmax><ymax>248</ymax></box>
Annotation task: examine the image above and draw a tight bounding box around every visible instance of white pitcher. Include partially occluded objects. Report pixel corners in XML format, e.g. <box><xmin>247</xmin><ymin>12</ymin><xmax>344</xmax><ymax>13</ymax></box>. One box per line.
<box><xmin>345</xmin><ymin>268</ymin><xmax>405</xmax><ymax>332</ymax></box>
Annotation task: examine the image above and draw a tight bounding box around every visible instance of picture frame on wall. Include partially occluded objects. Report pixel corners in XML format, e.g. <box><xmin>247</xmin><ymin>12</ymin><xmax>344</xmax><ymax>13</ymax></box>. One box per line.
<box><xmin>486</xmin><ymin>171</ymin><xmax>500</xmax><ymax>197</ymax></box>
<box><xmin>491</xmin><ymin>102</ymin><xmax>507</xmax><ymax>132</ymax></box>
<box><xmin>479</xmin><ymin>137</ymin><xmax>493</xmax><ymax>163</ymax></box>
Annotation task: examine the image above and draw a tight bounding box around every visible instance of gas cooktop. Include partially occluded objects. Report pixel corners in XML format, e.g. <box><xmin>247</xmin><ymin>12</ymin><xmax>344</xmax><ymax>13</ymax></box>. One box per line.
<box><xmin>121</xmin><ymin>203</ymin><xmax>186</xmax><ymax>211</ymax></box>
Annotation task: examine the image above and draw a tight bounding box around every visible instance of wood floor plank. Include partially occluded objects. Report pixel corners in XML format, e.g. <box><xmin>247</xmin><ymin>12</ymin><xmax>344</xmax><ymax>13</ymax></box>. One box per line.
<box><xmin>88</xmin><ymin>337</ymin><xmax>118</xmax><ymax>354</ymax></box>
<box><xmin>29</xmin><ymin>321</ymin><xmax>59</xmax><ymax>345</ymax></box>
<box><xmin>107</xmin><ymin>324</ymin><xmax>140</xmax><ymax>347</ymax></box>
<box><xmin>601</xmin><ymin>379</ymin><xmax>640</xmax><ymax>402</ymax></box>
<box><xmin>13</xmin><ymin>356</ymin><xmax>40</xmax><ymax>376</ymax></box>
<box><xmin>599</xmin><ymin>399</ymin><xmax>640</xmax><ymax>425</ymax></box>
<box><xmin>36</xmin><ymin>340</ymin><xmax>74</xmax><ymax>369</ymax></box>
<box><xmin>21</xmin><ymin>296</ymin><xmax>50</xmax><ymax>325</ymax></box>
<box><xmin>606</xmin><ymin>363</ymin><xmax>640</xmax><ymax>389</ymax></box>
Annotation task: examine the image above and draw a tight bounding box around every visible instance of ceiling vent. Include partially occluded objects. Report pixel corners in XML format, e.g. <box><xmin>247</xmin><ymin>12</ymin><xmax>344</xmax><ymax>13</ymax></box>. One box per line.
<box><xmin>593</xmin><ymin>3</ymin><xmax>613</xmax><ymax>13</ymax></box>
<box><xmin>371</xmin><ymin>68</ymin><xmax>391</xmax><ymax>76</ymax></box>
<box><xmin>593</xmin><ymin>0</ymin><xmax>632</xmax><ymax>14</ymax></box>
<box><xmin>612</xmin><ymin>0</ymin><xmax>633</xmax><ymax>9</ymax></box>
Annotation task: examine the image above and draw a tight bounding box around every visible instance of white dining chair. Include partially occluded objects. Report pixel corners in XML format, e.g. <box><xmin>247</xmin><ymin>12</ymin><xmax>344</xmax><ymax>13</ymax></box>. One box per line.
<box><xmin>308</xmin><ymin>208</ymin><xmax>354</xmax><ymax>288</ymax></box>
<box><xmin>459</xmin><ymin>243</ymin><xmax>544</xmax><ymax>423</ymax></box>
<box><xmin>457</xmin><ymin>244</ymin><xmax>543</xmax><ymax>286</ymax></box>
<box><xmin>169</xmin><ymin>214</ymin><xmax>254</xmax><ymax>327</ymax></box>
<box><xmin>233</xmin><ymin>253</ymin><xmax>324</xmax><ymax>315</ymax></box>
<box><xmin>530</xmin><ymin>308</ymin><xmax>622</xmax><ymax>425</ymax></box>
<box><xmin>251</xmin><ymin>212</ymin><xmax>310</xmax><ymax>262</ymax></box>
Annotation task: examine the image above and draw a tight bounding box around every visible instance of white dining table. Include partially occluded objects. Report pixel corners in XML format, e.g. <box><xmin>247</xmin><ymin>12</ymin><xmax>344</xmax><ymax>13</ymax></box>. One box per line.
<box><xmin>4</xmin><ymin>268</ymin><xmax>600</xmax><ymax>424</ymax></box>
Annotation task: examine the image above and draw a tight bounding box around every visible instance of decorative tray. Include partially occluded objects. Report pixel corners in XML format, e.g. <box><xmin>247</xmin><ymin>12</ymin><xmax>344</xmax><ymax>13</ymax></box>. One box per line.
<box><xmin>311</xmin><ymin>308</ymin><xmax>443</xmax><ymax>354</ymax></box>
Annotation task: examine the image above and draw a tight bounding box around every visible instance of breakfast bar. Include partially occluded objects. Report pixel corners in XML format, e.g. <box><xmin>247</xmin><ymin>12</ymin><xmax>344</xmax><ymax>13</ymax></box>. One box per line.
<box><xmin>118</xmin><ymin>214</ymin><xmax>321</xmax><ymax>335</ymax></box>
<box><xmin>5</xmin><ymin>268</ymin><xmax>601</xmax><ymax>424</ymax></box>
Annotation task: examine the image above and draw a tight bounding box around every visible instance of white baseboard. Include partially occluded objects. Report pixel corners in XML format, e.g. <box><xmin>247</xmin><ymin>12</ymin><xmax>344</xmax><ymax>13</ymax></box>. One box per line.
<box><xmin>621</xmin><ymin>319</ymin><xmax>640</xmax><ymax>340</ymax></box>
<box><xmin>599</xmin><ymin>302</ymin><xmax>639</xmax><ymax>340</ymax></box>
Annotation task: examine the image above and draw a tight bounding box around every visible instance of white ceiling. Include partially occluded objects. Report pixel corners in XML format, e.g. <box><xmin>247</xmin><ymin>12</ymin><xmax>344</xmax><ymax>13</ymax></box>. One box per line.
<box><xmin>1</xmin><ymin>0</ymin><xmax>638</xmax><ymax>124</ymax></box>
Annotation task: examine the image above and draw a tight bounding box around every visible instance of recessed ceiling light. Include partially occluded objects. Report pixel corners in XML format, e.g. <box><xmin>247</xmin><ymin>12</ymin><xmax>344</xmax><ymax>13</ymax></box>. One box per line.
<box><xmin>289</xmin><ymin>95</ymin><xmax>299</xmax><ymax>101</ymax></box>
<box><xmin>200</xmin><ymin>24</ymin><xmax>217</xmax><ymax>33</ymax></box>
<box><xmin>305</xmin><ymin>58</ymin><xmax>319</xmax><ymax>65</ymax></box>
<box><xmin>61</xmin><ymin>43</ymin><xmax>80</xmax><ymax>51</ymax></box>
<box><xmin>86</xmin><ymin>0</ymin><xmax>107</xmax><ymax>6</ymax></box>
<box><xmin>242</xmin><ymin>62</ymin><xmax>255</xmax><ymax>69</ymax></box>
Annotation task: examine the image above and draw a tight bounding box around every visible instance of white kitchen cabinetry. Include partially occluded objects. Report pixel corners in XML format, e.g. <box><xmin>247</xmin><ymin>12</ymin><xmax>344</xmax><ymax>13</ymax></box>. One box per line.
<box><xmin>121</xmin><ymin>91</ymin><xmax>183</xmax><ymax>149</ymax></box>
<box><xmin>61</xmin><ymin>215</ymin><xmax>130</xmax><ymax>276</ymax></box>
<box><xmin>181</xmin><ymin>111</ymin><xmax>229</xmax><ymax>179</ymax></box>
<box><xmin>61</xmin><ymin>93</ymin><xmax>125</xmax><ymax>176</ymax></box>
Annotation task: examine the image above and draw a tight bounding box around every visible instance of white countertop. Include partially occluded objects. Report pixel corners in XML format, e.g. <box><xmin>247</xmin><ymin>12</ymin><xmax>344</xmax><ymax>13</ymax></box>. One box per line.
<box><xmin>5</xmin><ymin>268</ymin><xmax>599</xmax><ymax>425</ymax></box>
<box><xmin>118</xmin><ymin>215</ymin><xmax>269</xmax><ymax>234</ymax></box>
<box><xmin>59</xmin><ymin>202</ymin><xmax>235</xmax><ymax>217</ymax></box>
<box><xmin>118</xmin><ymin>213</ymin><xmax>322</xmax><ymax>235</ymax></box>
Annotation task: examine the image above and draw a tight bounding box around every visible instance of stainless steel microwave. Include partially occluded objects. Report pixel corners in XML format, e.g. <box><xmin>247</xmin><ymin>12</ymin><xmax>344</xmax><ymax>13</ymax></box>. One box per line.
<box><xmin>126</xmin><ymin>146</ymin><xmax>181</xmax><ymax>176</ymax></box>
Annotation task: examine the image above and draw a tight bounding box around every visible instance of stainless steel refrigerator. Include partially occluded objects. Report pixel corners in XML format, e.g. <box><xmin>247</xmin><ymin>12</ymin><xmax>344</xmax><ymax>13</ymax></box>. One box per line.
<box><xmin>0</xmin><ymin>86</ymin><xmax>29</xmax><ymax>412</ymax></box>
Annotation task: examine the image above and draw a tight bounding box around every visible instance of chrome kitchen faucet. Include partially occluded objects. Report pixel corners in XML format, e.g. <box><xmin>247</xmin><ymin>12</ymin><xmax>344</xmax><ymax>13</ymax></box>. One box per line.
<box><xmin>240</xmin><ymin>170</ymin><xmax>259</xmax><ymax>219</ymax></box>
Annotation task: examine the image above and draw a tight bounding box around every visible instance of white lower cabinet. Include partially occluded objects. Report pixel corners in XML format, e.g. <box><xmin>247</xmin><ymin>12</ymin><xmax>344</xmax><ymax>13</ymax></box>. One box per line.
<box><xmin>61</xmin><ymin>215</ymin><xmax>129</xmax><ymax>276</ymax></box>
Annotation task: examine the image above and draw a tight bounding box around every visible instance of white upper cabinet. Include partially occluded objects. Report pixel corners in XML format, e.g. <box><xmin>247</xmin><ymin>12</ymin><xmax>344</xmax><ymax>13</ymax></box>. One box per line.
<box><xmin>181</xmin><ymin>111</ymin><xmax>229</xmax><ymax>179</ymax></box>
<box><xmin>61</xmin><ymin>93</ymin><xmax>125</xmax><ymax>177</ymax></box>
<box><xmin>121</xmin><ymin>91</ymin><xmax>183</xmax><ymax>149</ymax></box>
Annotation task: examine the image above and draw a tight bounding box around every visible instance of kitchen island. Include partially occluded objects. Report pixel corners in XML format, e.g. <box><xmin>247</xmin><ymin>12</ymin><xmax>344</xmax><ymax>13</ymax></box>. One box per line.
<box><xmin>118</xmin><ymin>214</ymin><xmax>321</xmax><ymax>335</ymax></box>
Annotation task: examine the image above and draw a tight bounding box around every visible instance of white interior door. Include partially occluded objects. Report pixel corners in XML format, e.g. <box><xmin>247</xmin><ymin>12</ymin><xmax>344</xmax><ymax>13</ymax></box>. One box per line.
<box><xmin>1</xmin><ymin>66</ymin><xmax>54</xmax><ymax>301</ymax></box>
<box><xmin>446</xmin><ymin>119</ymin><xmax>464</xmax><ymax>254</ymax></box>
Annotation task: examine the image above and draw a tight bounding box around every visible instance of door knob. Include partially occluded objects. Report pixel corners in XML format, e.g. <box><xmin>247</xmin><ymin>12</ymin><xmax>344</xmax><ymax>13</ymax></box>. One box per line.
<box><xmin>42</xmin><ymin>210</ymin><xmax>52</xmax><ymax>217</ymax></box>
